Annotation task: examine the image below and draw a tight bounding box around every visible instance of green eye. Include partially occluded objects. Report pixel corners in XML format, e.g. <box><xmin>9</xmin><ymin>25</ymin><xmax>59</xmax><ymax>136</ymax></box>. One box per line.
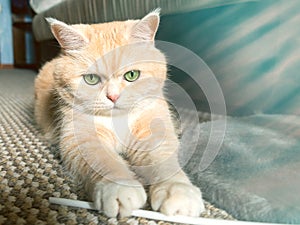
<box><xmin>83</xmin><ymin>74</ymin><xmax>101</xmax><ymax>85</ymax></box>
<box><xmin>124</xmin><ymin>70</ymin><xmax>140</xmax><ymax>82</ymax></box>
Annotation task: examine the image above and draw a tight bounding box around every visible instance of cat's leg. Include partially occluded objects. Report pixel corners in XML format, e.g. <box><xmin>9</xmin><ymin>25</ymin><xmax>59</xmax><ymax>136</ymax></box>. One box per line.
<box><xmin>128</xmin><ymin>127</ymin><xmax>205</xmax><ymax>217</ymax></box>
<box><xmin>60</xmin><ymin>116</ymin><xmax>146</xmax><ymax>218</ymax></box>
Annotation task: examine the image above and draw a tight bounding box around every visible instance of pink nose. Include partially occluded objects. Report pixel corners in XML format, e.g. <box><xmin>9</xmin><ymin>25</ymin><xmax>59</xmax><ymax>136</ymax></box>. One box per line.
<box><xmin>107</xmin><ymin>94</ymin><xmax>119</xmax><ymax>103</ymax></box>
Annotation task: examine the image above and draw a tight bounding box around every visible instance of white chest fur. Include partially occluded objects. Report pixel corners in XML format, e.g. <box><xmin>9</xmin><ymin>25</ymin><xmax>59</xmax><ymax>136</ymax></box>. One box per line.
<box><xmin>93</xmin><ymin>113</ymin><xmax>135</xmax><ymax>152</ymax></box>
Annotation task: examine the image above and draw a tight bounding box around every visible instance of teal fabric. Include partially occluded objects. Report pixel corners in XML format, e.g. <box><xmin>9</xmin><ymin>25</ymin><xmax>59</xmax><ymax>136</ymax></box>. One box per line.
<box><xmin>158</xmin><ymin>0</ymin><xmax>300</xmax><ymax>116</ymax></box>
<box><xmin>160</xmin><ymin>1</ymin><xmax>300</xmax><ymax>221</ymax></box>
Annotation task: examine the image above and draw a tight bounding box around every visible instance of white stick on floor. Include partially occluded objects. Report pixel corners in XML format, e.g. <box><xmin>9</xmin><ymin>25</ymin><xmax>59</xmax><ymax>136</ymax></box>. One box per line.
<box><xmin>49</xmin><ymin>197</ymin><xmax>289</xmax><ymax>225</ymax></box>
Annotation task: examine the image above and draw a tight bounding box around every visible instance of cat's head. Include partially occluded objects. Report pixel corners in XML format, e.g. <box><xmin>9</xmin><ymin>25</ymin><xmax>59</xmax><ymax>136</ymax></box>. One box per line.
<box><xmin>47</xmin><ymin>10</ymin><xmax>167</xmax><ymax>116</ymax></box>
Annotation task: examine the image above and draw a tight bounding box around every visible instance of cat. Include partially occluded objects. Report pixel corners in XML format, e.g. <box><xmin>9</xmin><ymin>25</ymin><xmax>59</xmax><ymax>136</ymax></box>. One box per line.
<box><xmin>34</xmin><ymin>9</ymin><xmax>205</xmax><ymax>218</ymax></box>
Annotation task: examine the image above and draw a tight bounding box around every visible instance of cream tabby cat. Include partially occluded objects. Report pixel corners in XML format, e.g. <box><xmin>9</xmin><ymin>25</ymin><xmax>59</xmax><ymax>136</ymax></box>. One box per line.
<box><xmin>34</xmin><ymin>10</ymin><xmax>205</xmax><ymax>218</ymax></box>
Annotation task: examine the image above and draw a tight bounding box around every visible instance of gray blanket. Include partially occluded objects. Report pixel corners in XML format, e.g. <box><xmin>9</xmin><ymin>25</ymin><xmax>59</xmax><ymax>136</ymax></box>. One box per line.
<box><xmin>182</xmin><ymin>114</ymin><xmax>300</xmax><ymax>223</ymax></box>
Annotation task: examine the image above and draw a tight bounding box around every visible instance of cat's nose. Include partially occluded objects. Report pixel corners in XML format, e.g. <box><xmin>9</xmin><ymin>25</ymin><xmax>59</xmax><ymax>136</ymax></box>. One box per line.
<box><xmin>107</xmin><ymin>94</ymin><xmax>119</xmax><ymax>103</ymax></box>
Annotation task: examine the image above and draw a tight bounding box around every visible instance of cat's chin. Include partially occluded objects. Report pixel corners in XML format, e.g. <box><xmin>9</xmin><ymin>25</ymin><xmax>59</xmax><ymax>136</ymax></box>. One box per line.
<box><xmin>92</xmin><ymin>106</ymin><xmax>128</xmax><ymax>116</ymax></box>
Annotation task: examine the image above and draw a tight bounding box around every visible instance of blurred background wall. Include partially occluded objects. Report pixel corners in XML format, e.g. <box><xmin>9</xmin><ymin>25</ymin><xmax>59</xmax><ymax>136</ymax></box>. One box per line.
<box><xmin>0</xmin><ymin>0</ymin><xmax>13</xmax><ymax>66</ymax></box>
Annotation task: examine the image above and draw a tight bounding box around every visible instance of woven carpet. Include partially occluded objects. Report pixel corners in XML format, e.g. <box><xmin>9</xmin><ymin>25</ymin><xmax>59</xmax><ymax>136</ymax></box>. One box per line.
<box><xmin>0</xmin><ymin>69</ymin><xmax>234</xmax><ymax>224</ymax></box>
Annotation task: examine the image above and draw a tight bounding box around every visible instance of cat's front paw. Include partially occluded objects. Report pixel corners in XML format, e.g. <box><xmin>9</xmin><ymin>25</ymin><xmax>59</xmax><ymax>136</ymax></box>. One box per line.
<box><xmin>150</xmin><ymin>182</ymin><xmax>205</xmax><ymax>217</ymax></box>
<box><xmin>92</xmin><ymin>180</ymin><xmax>147</xmax><ymax>218</ymax></box>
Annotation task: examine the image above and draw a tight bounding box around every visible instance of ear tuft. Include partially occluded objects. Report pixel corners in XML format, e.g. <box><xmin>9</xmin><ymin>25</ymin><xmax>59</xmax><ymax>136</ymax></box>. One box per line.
<box><xmin>45</xmin><ymin>17</ymin><xmax>60</xmax><ymax>25</ymax></box>
<box><xmin>46</xmin><ymin>17</ymin><xmax>88</xmax><ymax>51</ymax></box>
<box><xmin>131</xmin><ymin>9</ymin><xmax>161</xmax><ymax>42</ymax></box>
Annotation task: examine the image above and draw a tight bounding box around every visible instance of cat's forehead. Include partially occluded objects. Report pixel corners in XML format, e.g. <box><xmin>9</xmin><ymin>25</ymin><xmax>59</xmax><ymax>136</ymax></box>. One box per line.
<box><xmin>87</xmin><ymin>20</ymin><xmax>136</xmax><ymax>48</ymax></box>
<box><xmin>67</xmin><ymin>18</ymin><xmax>165</xmax><ymax>77</ymax></box>
<box><xmin>80</xmin><ymin>20</ymin><xmax>163</xmax><ymax>67</ymax></box>
<box><xmin>85</xmin><ymin>42</ymin><xmax>165</xmax><ymax>78</ymax></box>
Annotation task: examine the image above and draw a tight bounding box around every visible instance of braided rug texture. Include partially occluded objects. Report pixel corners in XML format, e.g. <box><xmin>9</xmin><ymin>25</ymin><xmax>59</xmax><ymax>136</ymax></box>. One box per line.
<box><xmin>0</xmin><ymin>69</ymin><xmax>234</xmax><ymax>224</ymax></box>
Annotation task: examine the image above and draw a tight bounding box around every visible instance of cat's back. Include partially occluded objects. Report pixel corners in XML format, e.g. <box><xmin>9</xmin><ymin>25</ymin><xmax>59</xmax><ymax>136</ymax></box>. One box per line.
<box><xmin>35</xmin><ymin>59</ymin><xmax>57</xmax><ymax>92</ymax></box>
<box><xmin>34</xmin><ymin>59</ymin><xmax>59</xmax><ymax>139</ymax></box>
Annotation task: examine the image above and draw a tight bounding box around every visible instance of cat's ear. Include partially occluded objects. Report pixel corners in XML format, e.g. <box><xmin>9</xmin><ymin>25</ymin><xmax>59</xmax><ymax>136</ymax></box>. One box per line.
<box><xmin>131</xmin><ymin>9</ymin><xmax>160</xmax><ymax>42</ymax></box>
<box><xmin>46</xmin><ymin>18</ymin><xmax>88</xmax><ymax>51</ymax></box>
